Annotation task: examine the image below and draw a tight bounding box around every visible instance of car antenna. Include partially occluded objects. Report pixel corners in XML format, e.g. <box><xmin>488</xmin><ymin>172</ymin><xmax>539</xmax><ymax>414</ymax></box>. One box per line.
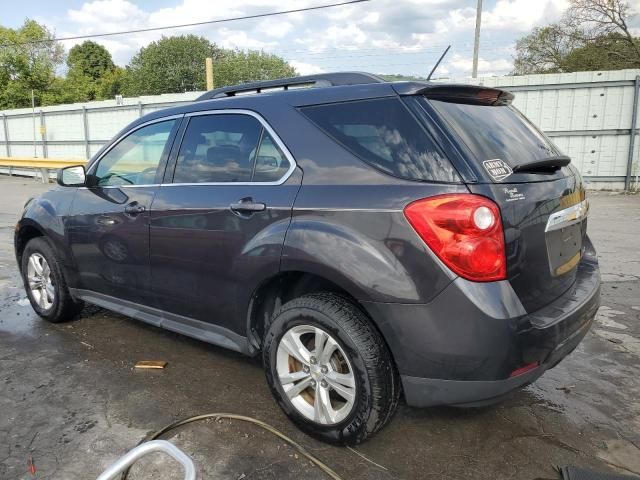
<box><xmin>426</xmin><ymin>45</ymin><xmax>451</xmax><ymax>81</ymax></box>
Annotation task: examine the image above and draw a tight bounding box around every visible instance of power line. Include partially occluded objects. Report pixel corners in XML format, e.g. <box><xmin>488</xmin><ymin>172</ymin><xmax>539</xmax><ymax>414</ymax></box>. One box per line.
<box><xmin>0</xmin><ymin>0</ymin><xmax>369</xmax><ymax>48</ymax></box>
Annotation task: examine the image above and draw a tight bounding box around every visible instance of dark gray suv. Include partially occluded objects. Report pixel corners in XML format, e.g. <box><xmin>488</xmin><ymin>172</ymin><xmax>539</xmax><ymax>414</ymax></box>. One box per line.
<box><xmin>14</xmin><ymin>72</ymin><xmax>600</xmax><ymax>444</ymax></box>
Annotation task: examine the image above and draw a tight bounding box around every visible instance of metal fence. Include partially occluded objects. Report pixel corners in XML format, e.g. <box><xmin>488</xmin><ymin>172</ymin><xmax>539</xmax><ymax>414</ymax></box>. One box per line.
<box><xmin>1</xmin><ymin>69</ymin><xmax>639</xmax><ymax>189</ymax></box>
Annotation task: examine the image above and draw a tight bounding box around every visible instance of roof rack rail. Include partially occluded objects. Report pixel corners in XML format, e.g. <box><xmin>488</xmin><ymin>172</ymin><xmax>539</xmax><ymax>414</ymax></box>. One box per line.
<box><xmin>196</xmin><ymin>72</ymin><xmax>385</xmax><ymax>101</ymax></box>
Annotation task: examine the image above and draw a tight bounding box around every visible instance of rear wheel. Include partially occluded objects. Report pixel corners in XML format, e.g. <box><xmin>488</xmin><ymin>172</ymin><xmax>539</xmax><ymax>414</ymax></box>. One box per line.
<box><xmin>263</xmin><ymin>293</ymin><xmax>400</xmax><ymax>445</ymax></box>
<box><xmin>21</xmin><ymin>237</ymin><xmax>83</xmax><ymax>323</ymax></box>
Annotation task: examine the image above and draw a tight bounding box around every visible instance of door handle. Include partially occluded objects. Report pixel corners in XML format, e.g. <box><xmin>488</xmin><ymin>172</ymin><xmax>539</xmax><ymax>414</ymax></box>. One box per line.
<box><xmin>124</xmin><ymin>203</ymin><xmax>146</xmax><ymax>215</ymax></box>
<box><xmin>230</xmin><ymin>200</ymin><xmax>266</xmax><ymax>213</ymax></box>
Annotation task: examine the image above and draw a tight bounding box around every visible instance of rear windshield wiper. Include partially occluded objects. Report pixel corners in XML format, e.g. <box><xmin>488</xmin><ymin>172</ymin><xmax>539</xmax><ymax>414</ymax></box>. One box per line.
<box><xmin>512</xmin><ymin>156</ymin><xmax>571</xmax><ymax>173</ymax></box>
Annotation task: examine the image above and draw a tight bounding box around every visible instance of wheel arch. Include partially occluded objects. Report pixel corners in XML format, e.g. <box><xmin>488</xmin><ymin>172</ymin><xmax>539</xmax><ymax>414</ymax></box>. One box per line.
<box><xmin>245</xmin><ymin>270</ymin><xmax>395</xmax><ymax>365</ymax></box>
<box><xmin>14</xmin><ymin>221</ymin><xmax>46</xmax><ymax>271</ymax></box>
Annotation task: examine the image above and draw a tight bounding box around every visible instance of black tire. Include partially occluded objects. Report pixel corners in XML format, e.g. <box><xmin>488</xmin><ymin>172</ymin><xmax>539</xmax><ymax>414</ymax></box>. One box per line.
<box><xmin>20</xmin><ymin>237</ymin><xmax>83</xmax><ymax>323</ymax></box>
<box><xmin>263</xmin><ymin>293</ymin><xmax>400</xmax><ymax>445</ymax></box>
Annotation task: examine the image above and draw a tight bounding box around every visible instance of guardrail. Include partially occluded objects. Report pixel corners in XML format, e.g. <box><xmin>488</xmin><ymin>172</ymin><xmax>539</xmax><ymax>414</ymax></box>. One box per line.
<box><xmin>0</xmin><ymin>157</ymin><xmax>87</xmax><ymax>183</ymax></box>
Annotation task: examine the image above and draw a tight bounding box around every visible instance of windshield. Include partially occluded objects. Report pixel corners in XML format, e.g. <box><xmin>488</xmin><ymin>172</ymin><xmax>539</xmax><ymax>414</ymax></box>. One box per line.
<box><xmin>428</xmin><ymin>99</ymin><xmax>563</xmax><ymax>169</ymax></box>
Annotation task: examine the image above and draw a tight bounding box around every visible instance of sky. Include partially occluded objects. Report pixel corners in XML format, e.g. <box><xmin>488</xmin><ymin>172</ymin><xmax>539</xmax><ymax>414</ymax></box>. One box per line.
<box><xmin>4</xmin><ymin>0</ymin><xmax>640</xmax><ymax>79</ymax></box>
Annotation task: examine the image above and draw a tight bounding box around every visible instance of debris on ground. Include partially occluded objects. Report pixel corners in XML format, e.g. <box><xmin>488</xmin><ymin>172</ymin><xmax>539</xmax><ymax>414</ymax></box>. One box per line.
<box><xmin>134</xmin><ymin>360</ymin><xmax>168</xmax><ymax>369</ymax></box>
<box><xmin>556</xmin><ymin>385</ymin><xmax>576</xmax><ymax>393</ymax></box>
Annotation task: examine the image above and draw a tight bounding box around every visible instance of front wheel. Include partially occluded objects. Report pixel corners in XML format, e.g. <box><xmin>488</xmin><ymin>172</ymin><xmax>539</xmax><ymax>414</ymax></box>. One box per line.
<box><xmin>21</xmin><ymin>237</ymin><xmax>83</xmax><ymax>323</ymax></box>
<box><xmin>263</xmin><ymin>293</ymin><xmax>400</xmax><ymax>445</ymax></box>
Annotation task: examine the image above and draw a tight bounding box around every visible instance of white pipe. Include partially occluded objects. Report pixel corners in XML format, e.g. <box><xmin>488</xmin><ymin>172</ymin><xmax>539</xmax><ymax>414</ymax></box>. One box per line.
<box><xmin>96</xmin><ymin>440</ymin><xmax>196</xmax><ymax>480</ymax></box>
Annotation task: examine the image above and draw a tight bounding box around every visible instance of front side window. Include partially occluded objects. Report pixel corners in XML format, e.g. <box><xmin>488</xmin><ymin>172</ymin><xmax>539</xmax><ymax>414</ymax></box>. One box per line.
<box><xmin>172</xmin><ymin>114</ymin><xmax>290</xmax><ymax>183</ymax></box>
<box><xmin>300</xmin><ymin>98</ymin><xmax>459</xmax><ymax>182</ymax></box>
<box><xmin>94</xmin><ymin>120</ymin><xmax>177</xmax><ymax>187</ymax></box>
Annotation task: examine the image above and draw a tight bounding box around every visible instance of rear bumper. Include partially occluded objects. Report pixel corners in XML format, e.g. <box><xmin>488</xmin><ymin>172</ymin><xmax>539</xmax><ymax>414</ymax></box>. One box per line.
<box><xmin>362</xmin><ymin>241</ymin><xmax>600</xmax><ymax>408</ymax></box>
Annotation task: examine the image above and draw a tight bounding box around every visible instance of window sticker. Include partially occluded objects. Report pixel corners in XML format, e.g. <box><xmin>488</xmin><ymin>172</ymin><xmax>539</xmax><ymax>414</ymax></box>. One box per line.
<box><xmin>482</xmin><ymin>159</ymin><xmax>513</xmax><ymax>181</ymax></box>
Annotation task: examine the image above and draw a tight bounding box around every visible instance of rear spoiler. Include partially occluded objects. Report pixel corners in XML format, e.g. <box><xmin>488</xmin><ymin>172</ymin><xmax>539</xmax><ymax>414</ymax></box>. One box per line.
<box><xmin>392</xmin><ymin>82</ymin><xmax>514</xmax><ymax>106</ymax></box>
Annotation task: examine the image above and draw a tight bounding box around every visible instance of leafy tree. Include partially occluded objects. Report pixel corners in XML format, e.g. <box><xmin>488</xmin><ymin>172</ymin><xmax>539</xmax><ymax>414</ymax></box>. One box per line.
<box><xmin>123</xmin><ymin>35</ymin><xmax>224</xmax><ymax>96</ymax></box>
<box><xmin>513</xmin><ymin>0</ymin><xmax>640</xmax><ymax>74</ymax></box>
<box><xmin>67</xmin><ymin>40</ymin><xmax>115</xmax><ymax>80</ymax></box>
<box><xmin>40</xmin><ymin>75</ymin><xmax>90</xmax><ymax>105</ymax></box>
<box><xmin>0</xmin><ymin>19</ymin><xmax>63</xmax><ymax>108</ymax></box>
<box><xmin>562</xmin><ymin>33</ymin><xmax>640</xmax><ymax>71</ymax></box>
<box><xmin>213</xmin><ymin>50</ymin><xmax>297</xmax><ymax>88</ymax></box>
<box><xmin>123</xmin><ymin>35</ymin><xmax>297</xmax><ymax>95</ymax></box>
<box><xmin>513</xmin><ymin>25</ymin><xmax>582</xmax><ymax>74</ymax></box>
<box><xmin>98</xmin><ymin>66</ymin><xmax>127</xmax><ymax>100</ymax></box>
<box><xmin>566</xmin><ymin>0</ymin><xmax>640</xmax><ymax>62</ymax></box>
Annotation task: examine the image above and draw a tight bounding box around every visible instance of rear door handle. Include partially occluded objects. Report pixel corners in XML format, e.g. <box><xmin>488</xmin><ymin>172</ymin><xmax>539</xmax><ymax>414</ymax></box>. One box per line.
<box><xmin>230</xmin><ymin>201</ymin><xmax>266</xmax><ymax>213</ymax></box>
<box><xmin>124</xmin><ymin>203</ymin><xmax>146</xmax><ymax>215</ymax></box>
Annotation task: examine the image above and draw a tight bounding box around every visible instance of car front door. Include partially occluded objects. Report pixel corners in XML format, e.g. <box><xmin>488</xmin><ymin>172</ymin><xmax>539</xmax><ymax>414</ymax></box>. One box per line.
<box><xmin>149</xmin><ymin>110</ymin><xmax>301</xmax><ymax>337</ymax></box>
<box><xmin>66</xmin><ymin>117</ymin><xmax>181</xmax><ymax>305</ymax></box>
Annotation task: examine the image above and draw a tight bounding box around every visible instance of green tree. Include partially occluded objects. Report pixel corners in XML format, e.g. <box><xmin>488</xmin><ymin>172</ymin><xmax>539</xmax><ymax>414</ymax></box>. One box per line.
<box><xmin>562</xmin><ymin>33</ymin><xmax>640</xmax><ymax>71</ymax></box>
<box><xmin>566</xmin><ymin>0</ymin><xmax>640</xmax><ymax>62</ymax></box>
<box><xmin>123</xmin><ymin>35</ymin><xmax>297</xmax><ymax>96</ymax></box>
<box><xmin>214</xmin><ymin>49</ymin><xmax>297</xmax><ymax>87</ymax></box>
<box><xmin>67</xmin><ymin>40</ymin><xmax>115</xmax><ymax>80</ymax></box>
<box><xmin>513</xmin><ymin>25</ymin><xmax>582</xmax><ymax>74</ymax></box>
<box><xmin>123</xmin><ymin>35</ymin><xmax>223</xmax><ymax>96</ymax></box>
<box><xmin>0</xmin><ymin>19</ymin><xmax>63</xmax><ymax>108</ymax></box>
<box><xmin>98</xmin><ymin>66</ymin><xmax>127</xmax><ymax>99</ymax></box>
<box><xmin>513</xmin><ymin>0</ymin><xmax>640</xmax><ymax>74</ymax></box>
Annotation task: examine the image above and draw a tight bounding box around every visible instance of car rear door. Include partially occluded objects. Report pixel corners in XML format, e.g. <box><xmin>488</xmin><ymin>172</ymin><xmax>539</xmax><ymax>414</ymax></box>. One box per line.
<box><xmin>67</xmin><ymin>117</ymin><xmax>181</xmax><ymax>305</ymax></box>
<box><xmin>149</xmin><ymin>110</ymin><xmax>301</xmax><ymax>336</ymax></box>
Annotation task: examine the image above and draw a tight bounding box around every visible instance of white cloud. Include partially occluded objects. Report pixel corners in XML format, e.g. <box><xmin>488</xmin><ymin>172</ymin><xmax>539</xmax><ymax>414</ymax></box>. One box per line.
<box><xmin>68</xmin><ymin>0</ymin><xmax>147</xmax><ymax>25</ymax></box>
<box><xmin>216</xmin><ymin>28</ymin><xmax>276</xmax><ymax>50</ymax></box>
<box><xmin>290</xmin><ymin>60</ymin><xmax>325</xmax><ymax>75</ymax></box>
<box><xmin>483</xmin><ymin>0</ymin><xmax>568</xmax><ymax>32</ymax></box>
<box><xmin>50</xmin><ymin>0</ymin><xmax>583</xmax><ymax>79</ymax></box>
<box><xmin>258</xmin><ymin>18</ymin><xmax>294</xmax><ymax>38</ymax></box>
<box><xmin>448</xmin><ymin>54</ymin><xmax>513</xmax><ymax>77</ymax></box>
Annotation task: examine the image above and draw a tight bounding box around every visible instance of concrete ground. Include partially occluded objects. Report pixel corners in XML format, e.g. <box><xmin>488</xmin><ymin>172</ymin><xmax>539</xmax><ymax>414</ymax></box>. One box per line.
<box><xmin>0</xmin><ymin>175</ymin><xmax>639</xmax><ymax>480</ymax></box>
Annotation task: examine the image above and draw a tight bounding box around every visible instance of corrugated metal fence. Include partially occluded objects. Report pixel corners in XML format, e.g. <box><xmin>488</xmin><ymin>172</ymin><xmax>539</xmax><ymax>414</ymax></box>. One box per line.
<box><xmin>1</xmin><ymin>69</ymin><xmax>639</xmax><ymax>189</ymax></box>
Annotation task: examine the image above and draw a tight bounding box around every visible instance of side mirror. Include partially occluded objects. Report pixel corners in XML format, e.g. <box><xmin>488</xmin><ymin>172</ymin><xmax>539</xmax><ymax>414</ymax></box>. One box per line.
<box><xmin>57</xmin><ymin>165</ymin><xmax>86</xmax><ymax>187</ymax></box>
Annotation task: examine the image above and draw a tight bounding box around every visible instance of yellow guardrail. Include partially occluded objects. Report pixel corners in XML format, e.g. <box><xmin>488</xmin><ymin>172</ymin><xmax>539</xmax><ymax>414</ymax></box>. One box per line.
<box><xmin>0</xmin><ymin>157</ymin><xmax>88</xmax><ymax>183</ymax></box>
<box><xmin>0</xmin><ymin>157</ymin><xmax>87</xmax><ymax>169</ymax></box>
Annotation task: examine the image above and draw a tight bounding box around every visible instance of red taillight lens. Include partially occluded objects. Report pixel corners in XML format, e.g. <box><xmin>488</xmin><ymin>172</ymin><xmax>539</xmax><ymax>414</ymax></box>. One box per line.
<box><xmin>404</xmin><ymin>194</ymin><xmax>507</xmax><ymax>282</ymax></box>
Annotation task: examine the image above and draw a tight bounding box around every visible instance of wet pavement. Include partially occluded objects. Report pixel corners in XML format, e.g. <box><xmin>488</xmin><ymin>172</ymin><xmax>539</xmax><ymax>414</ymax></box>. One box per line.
<box><xmin>0</xmin><ymin>176</ymin><xmax>639</xmax><ymax>480</ymax></box>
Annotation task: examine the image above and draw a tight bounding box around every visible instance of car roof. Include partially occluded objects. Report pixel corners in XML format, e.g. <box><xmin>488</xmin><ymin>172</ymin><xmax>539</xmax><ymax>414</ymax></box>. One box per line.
<box><xmin>131</xmin><ymin>71</ymin><xmax>514</xmax><ymax>128</ymax></box>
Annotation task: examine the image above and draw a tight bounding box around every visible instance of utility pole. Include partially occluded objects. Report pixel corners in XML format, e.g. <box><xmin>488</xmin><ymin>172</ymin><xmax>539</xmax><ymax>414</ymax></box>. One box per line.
<box><xmin>472</xmin><ymin>0</ymin><xmax>483</xmax><ymax>78</ymax></box>
<box><xmin>205</xmin><ymin>57</ymin><xmax>214</xmax><ymax>90</ymax></box>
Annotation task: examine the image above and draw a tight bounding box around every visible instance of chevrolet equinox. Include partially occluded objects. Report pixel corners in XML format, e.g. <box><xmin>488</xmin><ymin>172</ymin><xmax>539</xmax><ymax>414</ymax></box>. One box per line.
<box><xmin>15</xmin><ymin>72</ymin><xmax>601</xmax><ymax>444</ymax></box>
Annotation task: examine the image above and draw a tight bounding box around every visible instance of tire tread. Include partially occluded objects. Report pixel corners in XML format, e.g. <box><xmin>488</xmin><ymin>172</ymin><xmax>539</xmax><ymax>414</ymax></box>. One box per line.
<box><xmin>264</xmin><ymin>292</ymin><xmax>400</xmax><ymax>444</ymax></box>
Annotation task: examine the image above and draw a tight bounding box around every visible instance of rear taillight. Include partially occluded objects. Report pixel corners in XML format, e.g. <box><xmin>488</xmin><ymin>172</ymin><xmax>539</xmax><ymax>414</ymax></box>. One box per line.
<box><xmin>404</xmin><ymin>194</ymin><xmax>507</xmax><ymax>282</ymax></box>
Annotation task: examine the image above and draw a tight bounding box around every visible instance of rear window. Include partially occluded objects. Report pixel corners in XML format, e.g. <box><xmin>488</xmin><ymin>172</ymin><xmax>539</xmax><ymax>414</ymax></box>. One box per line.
<box><xmin>429</xmin><ymin>99</ymin><xmax>562</xmax><ymax>168</ymax></box>
<box><xmin>300</xmin><ymin>98</ymin><xmax>459</xmax><ymax>182</ymax></box>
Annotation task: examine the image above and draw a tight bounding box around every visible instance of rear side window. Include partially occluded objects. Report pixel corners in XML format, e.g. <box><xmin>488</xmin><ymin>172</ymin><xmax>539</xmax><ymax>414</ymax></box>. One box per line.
<box><xmin>429</xmin><ymin>100</ymin><xmax>562</xmax><ymax>168</ymax></box>
<box><xmin>172</xmin><ymin>114</ymin><xmax>290</xmax><ymax>183</ymax></box>
<box><xmin>300</xmin><ymin>98</ymin><xmax>459</xmax><ymax>182</ymax></box>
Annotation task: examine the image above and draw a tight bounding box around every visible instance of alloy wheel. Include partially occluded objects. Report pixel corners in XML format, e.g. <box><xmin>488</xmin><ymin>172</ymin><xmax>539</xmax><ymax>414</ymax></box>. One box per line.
<box><xmin>27</xmin><ymin>253</ymin><xmax>55</xmax><ymax>311</ymax></box>
<box><xmin>276</xmin><ymin>324</ymin><xmax>356</xmax><ymax>425</ymax></box>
